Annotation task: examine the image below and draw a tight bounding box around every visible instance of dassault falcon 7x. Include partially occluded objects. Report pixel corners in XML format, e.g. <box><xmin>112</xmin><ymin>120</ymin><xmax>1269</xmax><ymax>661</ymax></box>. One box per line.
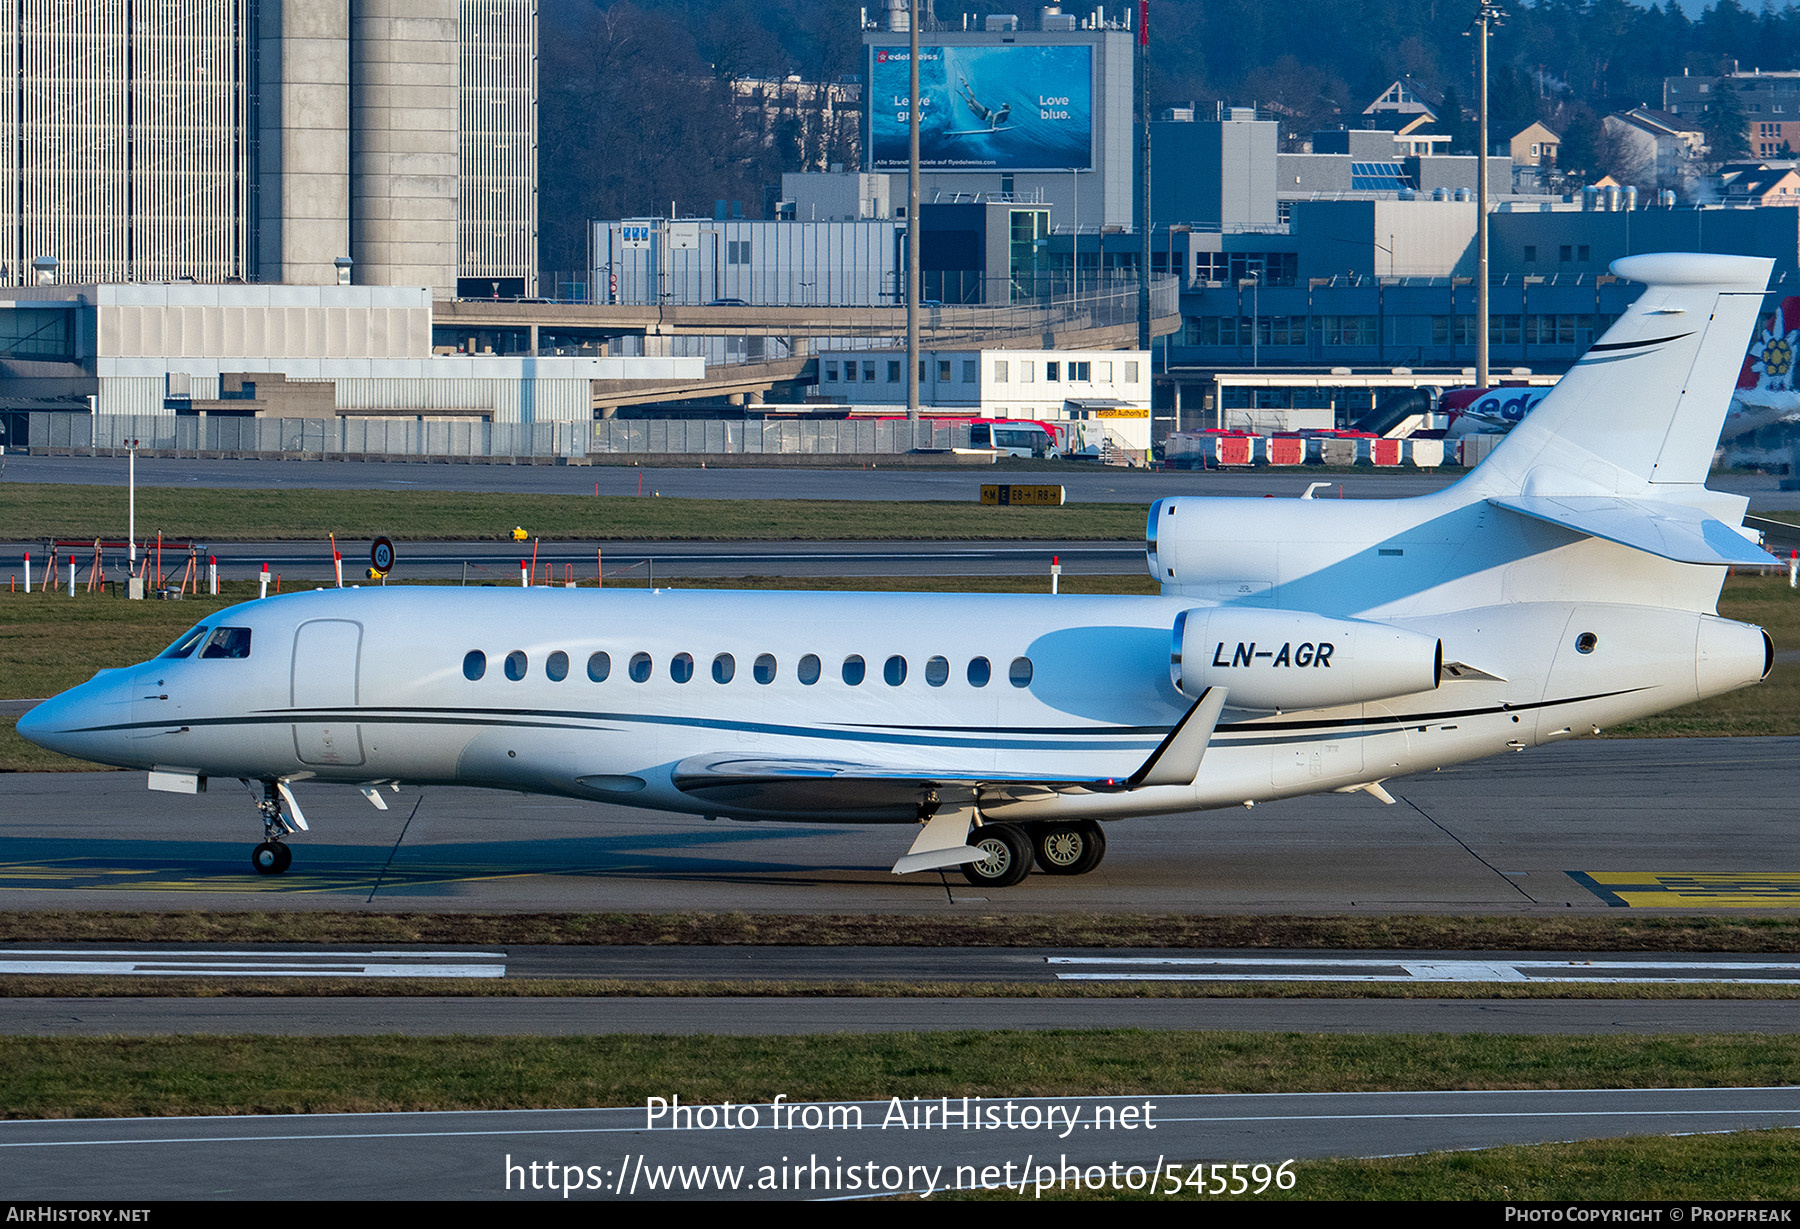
<box><xmin>18</xmin><ymin>253</ymin><xmax>1779</xmax><ymax>888</ymax></box>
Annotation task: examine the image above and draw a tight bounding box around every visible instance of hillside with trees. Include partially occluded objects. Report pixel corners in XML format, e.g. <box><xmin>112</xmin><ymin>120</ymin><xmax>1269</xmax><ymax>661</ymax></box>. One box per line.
<box><xmin>540</xmin><ymin>0</ymin><xmax>1800</xmax><ymax>270</ymax></box>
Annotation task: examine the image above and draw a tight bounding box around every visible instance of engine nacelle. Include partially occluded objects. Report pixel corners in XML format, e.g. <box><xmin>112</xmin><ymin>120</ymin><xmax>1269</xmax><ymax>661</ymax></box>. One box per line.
<box><xmin>1172</xmin><ymin>607</ymin><xmax>1442</xmax><ymax>710</ymax></box>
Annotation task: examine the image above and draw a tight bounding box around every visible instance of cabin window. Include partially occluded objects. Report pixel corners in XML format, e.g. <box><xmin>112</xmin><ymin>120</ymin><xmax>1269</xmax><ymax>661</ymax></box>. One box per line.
<box><xmin>1009</xmin><ymin>656</ymin><xmax>1034</xmax><ymax>687</ymax></box>
<box><xmin>463</xmin><ymin>650</ymin><xmax>486</xmax><ymax>681</ymax></box>
<box><xmin>201</xmin><ymin>627</ymin><xmax>252</xmax><ymax>659</ymax></box>
<box><xmin>925</xmin><ymin>656</ymin><xmax>949</xmax><ymax>686</ymax></box>
<box><xmin>842</xmin><ymin>654</ymin><xmax>866</xmax><ymax>685</ymax></box>
<box><xmin>587</xmin><ymin>651</ymin><xmax>611</xmax><ymax>682</ymax></box>
<box><xmin>629</xmin><ymin>652</ymin><xmax>652</xmax><ymax>683</ymax></box>
<box><xmin>754</xmin><ymin>653</ymin><xmax>777</xmax><ymax>684</ymax></box>
<box><xmin>967</xmin><ymin>656</ymin><xmax>991</xmax><ymax>687</ymax></box>
<box><xmin>713</xmin><ymin>653</ymin><xmax>735</xmax><ymax>683</ymax></box>
<box><xmin>159</xmin><ymin>625</ymin><xmax>211</xmax><ymax>659</ymax></box>
<box><xmin>504</xmin><ymin>651</ymin><xmax>528</xmax><ymax>681</ymax></box>
<box><xmin>798</xmin><ymin>654</ymin><xmax>821</xmax><ymax>684</ymax></box>
<box><xmin>884</xmin><ymin>655</ymin><xmax>907</xmax><ymax>686</ymax></box>
<box><xmin>670</xmin><ymin>652</ymin><xmax>694</xmax><ymax>683</ymax></box>
<box><xmin>546</xmin><ymin>650</ymin><xmax>569</xmax><ymax>682</ymax></box>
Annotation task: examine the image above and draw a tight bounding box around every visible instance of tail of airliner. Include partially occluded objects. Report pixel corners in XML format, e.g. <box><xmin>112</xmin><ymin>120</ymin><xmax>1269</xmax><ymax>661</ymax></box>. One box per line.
<box><xmin>1461</xmin><ymin>253</ymin><xmax>1778</xmax><ymax>569</ymax></box>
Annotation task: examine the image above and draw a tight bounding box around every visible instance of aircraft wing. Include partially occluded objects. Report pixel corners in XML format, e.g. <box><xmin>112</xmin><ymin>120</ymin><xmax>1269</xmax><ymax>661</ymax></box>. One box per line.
<box><xmin>670</xmin><ymin>688</ymin><xmax>1229</xmax><ymax>819</ymax></box>
<box><xmin>1488</xmin><ymin>495</ymin><xmax>1778</xmax><ymax>567</ymax></box>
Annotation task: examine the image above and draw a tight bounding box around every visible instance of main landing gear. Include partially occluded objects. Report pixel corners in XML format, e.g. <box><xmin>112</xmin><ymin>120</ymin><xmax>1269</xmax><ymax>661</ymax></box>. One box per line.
<box><xmin>959</xmin><ymin>819</ymin><xmax>1108</xmax><ymax>888</ymax></box>
<box><xmin>246</xmin><ymin>779</ymin><xmax>304</xmax><ymax>875</ymax></box>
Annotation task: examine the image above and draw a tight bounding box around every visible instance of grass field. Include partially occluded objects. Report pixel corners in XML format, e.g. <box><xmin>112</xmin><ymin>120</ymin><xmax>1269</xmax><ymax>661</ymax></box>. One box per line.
<box><xmin>0</xmin><ymin>483</ymin><xmax>1149</xmax><ymax>542</ymax></box>
<box><xmin>963</xmin><ymin>1130</ymin><xmax>1800</xmax><ymax>1201</ymax></box>
<box><xmin>3</xmin><ymin>1031</ymin><xmax>1795</xmax><ymax>1121</ymax></box>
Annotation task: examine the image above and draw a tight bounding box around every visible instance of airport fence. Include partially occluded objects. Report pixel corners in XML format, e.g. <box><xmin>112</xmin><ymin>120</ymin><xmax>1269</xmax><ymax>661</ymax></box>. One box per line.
<box><xmin>24</xmin><ymin>412</ymin><xmax>973</xmax><ymax>461</ymax></box>
<box><xmin>588</xmin><ymin>418</ymin><xmax>970</xmax><ymax>454</ymax></box>
<box><xmin>27</xmin><ymin>412</ymin><xmax>591</xmax><ymax>460</ymax></box>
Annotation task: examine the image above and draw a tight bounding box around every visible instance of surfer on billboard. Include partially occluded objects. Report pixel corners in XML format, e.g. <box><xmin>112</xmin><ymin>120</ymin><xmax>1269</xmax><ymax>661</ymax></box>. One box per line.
<box><xmin>956</xmin><ymin>76</ymin><xmax>1012</xmax><ymax>132</ymax></box>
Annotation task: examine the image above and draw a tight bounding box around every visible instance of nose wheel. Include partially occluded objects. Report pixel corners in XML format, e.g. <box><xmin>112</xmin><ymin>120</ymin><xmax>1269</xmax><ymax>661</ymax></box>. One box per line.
<box><xmin>246</xmin><ymin>779</ymin><xmax>303</xmax><ymax>875</ymax></box>
<box><xmin>251</xmin><ymin>841</ymin><xmax>293</xmax><ymax>875</ymax></box>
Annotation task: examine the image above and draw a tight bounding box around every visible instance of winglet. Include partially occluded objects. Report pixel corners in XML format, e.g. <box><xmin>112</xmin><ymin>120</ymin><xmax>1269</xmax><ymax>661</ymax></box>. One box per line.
<box><xmin>1126</xmin><ymin>687</ymin><xmax>1228</xmax><ymax>790</ymax></box>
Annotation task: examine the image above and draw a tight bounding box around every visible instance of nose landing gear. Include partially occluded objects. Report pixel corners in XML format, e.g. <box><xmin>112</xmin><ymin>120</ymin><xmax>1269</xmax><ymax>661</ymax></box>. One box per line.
<box><xmin>245</xmin><ymin>779</ymin><xmax>306</xmax><ymax>875</ymax></box>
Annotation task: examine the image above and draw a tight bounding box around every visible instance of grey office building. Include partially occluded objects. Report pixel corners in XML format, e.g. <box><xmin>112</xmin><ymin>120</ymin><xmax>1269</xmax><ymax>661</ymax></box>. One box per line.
<box><xmin>0</xmin><ymin>0</ymin><xmax>536</xmax><ymax>296</ymax></box>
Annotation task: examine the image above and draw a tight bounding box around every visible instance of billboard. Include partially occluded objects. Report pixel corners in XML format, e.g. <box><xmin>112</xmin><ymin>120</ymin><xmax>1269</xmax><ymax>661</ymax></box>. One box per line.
<box><xmin>869</xmin><ymin>44</ymin><xmax>1093</xmax><ymax>172</ymax></box>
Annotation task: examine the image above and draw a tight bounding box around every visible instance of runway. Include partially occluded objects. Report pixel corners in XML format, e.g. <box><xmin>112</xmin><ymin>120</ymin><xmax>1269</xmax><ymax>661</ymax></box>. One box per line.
<box><xmin>5</xmin><ymin>1088</ymin><xmax>1799</xmax><ymax>1200</ymax></box>
<box><xmin>1</xmin><ymin>737</ymin><xmax>1794</xmax><ymax>915</ymax></box>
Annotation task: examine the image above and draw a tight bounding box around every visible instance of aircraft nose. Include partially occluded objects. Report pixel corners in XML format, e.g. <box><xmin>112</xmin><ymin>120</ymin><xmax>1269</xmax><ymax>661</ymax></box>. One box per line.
<box><xmin>13</xmin><ymin>677</ymin><xmax>124</xmax><ymax>764</ymax></box>
<box><xmin>14</xmin><ymin>693</ymin><xmax>68</xmax><ymax>753</ymax></box>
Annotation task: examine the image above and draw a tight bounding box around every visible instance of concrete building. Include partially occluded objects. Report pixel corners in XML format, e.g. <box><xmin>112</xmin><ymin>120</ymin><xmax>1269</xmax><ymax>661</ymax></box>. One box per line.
<box><xmin>733</xmin><ymin>77</ymin><xmax>863</xmax><ymax>176</ymax></box>
<box><xmin>592</xmin><ymin>218</ymin><xmax>905</xmax><ymax>307</ymax></box>
<box><xmin>459</xmin><ymin>0</ymin><xmax>539</xmax><ymax>298</ymax></box>
<box><xmin>1665</xmin><ymin>69</ymin><xmax>1800</xmax><ymax>158</ymax></box>
<box><xmin>814</xmin><ymin>344</ymin><xmax>1152</xmax><ymax>454</ymax></box>
<box><xmin>0</xmin><ymin>284</ymin><xmax>697</xmax><ymax>431</ymax></box>
<box><xmin>780</xmin><ymin>172</ymin><xmax>897</xmax><ymax>222</ymax></box>
<box><xmin>0</xmin><ymin>1</ymin><xmax>537</xmax><ymax>297</ymax></box>
<box><xmin>1603</xmin><ymin>108</ymin><xmax>1707</xmax><ymax>195</ymax></box>
<box><xmin>1150</xmin><ymin>109</ymin><xmax>1280</xmax><ymax>232</ymax></box>
<box><xmin>863</xmin><ymin>3</ymin><xmax>1137</xmax><ymax>234</ymax></box>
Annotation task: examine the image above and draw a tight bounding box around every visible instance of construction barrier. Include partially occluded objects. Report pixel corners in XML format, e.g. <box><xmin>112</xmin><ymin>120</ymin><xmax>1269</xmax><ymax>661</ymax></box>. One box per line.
<box><xmin>1266</xmin><ymin>437</ymin><xmax>1306</xmax><ymax>466</ymax></box>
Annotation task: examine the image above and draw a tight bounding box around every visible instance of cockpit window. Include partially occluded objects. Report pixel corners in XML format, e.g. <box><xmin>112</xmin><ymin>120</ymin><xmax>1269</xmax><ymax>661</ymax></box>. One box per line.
<box><xmin>159</xmin><ymin>625</ymin><xmax>212</xmax><ymax>659</ymax></box>
<box><xmin>201</xmin><ymin>627</ymin><xmax>253</xmax><ymax>659</ymax></box>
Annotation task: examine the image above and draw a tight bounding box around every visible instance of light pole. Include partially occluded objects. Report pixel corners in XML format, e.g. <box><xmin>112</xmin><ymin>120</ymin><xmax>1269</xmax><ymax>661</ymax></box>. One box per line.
<box><xmin>1468</xmin><ymin>0</ymin><xmax>1505</xmax><ymax>390</ymax></box>
<box><xmin>1240</xmin><ymin>272</ymin><xmax>1261</xmax><ymax>368</ymax></box>
<box><xmin>127</xmin><ymin>438</ymin><xmax>138</xmax><ymax>569</ymax></box>
<box><xmin>905</xmin><ymin>0</ymin><xmax>921</xmax><ymax>421</ymax></box>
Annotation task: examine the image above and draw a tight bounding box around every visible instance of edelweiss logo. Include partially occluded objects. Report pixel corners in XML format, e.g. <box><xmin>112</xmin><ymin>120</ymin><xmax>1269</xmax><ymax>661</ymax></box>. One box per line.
<box><xmin>1752</xmin><ymin>327</ymin><xmax>1799</xmax><ymax>388</ymax></box>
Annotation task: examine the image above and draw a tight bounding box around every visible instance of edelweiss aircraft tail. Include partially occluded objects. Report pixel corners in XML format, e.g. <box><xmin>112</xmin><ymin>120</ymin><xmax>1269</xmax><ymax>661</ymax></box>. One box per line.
<box><xmin>1464</xmin><ymin>253</ymin><xmax>1777</xmax><ymax>568</ymax></box>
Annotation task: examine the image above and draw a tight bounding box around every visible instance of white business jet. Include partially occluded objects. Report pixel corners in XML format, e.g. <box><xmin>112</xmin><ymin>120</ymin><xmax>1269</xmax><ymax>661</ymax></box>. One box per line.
<box><xmin>18</xmin><ymin>253</ymin><xmax>1779</xmax><ymax>888</ymax></box>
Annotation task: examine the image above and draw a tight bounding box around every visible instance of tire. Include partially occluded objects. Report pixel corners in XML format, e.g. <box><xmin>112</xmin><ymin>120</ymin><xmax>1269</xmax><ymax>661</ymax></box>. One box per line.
<box><xmin>1033</xmin><ymin>820</ymin><xmax>1106</xmax><ymax>876</ymax></box>
<box><xmin>960</xmin><ymin>823</ymin><xmax>1033</xmax><ymax>888</ymax></box>
<box><xmin>251</xmin><ymin>842</ymin><xmax>290</xmax><ymax>875</ymax></box>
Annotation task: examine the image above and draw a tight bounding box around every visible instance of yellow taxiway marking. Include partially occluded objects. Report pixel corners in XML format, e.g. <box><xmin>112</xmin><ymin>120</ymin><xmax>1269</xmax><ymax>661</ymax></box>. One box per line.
<box><xmin>0</xmin><ymin>860</ymin><xmax>543</xmax><ymax>894</ymax></box>
<box><xmin>1571</xmin><ymin>871</ymin><xmax>1800</xmax><ymax>908</ymax></box>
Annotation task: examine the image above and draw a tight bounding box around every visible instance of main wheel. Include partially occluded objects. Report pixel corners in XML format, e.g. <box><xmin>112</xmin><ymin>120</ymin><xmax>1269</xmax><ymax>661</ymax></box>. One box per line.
<box><xmin>960</xmin><ymin>823</ymin><xmax>1033</xmax><ymax>888</ymax></box>
<box><xmin>251</xmin><ymin>841</ymin><xmax>291</xmax><ymax>875</ymax></box>
<box><xmin>1033</xmin><ymin>820</ymin><xmax>1107</xmax><ymax>876</ymax></box>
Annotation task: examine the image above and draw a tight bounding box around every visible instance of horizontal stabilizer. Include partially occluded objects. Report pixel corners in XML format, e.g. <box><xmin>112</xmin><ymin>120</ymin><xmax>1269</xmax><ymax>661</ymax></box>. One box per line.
<box><xmin>1489</xmin><ymin>495</ymin><xmax>1777</xmax><ymax>567</ymax></box>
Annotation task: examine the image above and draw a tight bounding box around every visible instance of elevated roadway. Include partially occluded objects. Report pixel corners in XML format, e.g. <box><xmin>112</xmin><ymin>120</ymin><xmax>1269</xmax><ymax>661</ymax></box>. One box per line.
<box><xmin>437</xmin><ymin>295</ymin><xmax>1182</xmax><ymax>411</ymax></box>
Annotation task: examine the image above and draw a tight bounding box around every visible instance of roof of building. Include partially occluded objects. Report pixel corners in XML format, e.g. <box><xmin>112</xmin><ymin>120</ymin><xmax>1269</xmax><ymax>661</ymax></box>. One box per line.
<box><xmin>1723</xmin><ymin>167</ymin><xmax>1800</xmax><ymax>201</ymax></box>
<box><xmin>1363</xmin><ymin>75</ymin><xmax>1444</xmax><ymax>119</ymax></box>
<box><xmin>1616</xmin><ymin>107</ymin><xmax>1706</xmax><ymax>137</ymax></box>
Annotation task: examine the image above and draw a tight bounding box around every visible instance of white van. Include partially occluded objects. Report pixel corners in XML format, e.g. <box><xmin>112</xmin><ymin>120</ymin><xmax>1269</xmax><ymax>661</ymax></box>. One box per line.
<box><xmin>970</xmin><ymin>420</ymin><xmax>1061</xmax><ymax>459</ymax></box>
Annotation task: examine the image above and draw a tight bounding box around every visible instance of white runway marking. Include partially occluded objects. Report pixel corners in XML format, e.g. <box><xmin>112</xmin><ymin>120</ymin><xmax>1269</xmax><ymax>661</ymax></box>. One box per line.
<box><xmin>0</xmin><ymin>948</ymin><xmax>506</xmax><ymax>978</ymax></box>
<box><xmin>1048</xmin><ymin>956</ymin><xmax>1800</xmax><ymax>985</ymax></box>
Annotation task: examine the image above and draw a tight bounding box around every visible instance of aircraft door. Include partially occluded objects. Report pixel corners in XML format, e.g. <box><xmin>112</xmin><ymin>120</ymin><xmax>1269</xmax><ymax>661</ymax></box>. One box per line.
<box><xmin>291</xmin><ymin>619</ymin><xmax>365</xmax><ymax>767</ymax></box>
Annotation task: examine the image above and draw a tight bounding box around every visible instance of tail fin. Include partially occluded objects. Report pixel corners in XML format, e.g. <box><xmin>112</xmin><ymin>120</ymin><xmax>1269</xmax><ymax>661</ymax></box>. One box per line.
<box><xmin>1471</xmin><ymin>253</ymin><xmax>1773</xmax><ymax>496</ymax></box>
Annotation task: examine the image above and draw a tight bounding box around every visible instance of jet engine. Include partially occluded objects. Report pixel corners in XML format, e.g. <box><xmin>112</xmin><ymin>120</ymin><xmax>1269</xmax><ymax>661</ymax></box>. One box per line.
<box><xmin>1172</xmin><ymin>607</ymin><xmax>1442</xmax><ymax>710</ymax></box>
